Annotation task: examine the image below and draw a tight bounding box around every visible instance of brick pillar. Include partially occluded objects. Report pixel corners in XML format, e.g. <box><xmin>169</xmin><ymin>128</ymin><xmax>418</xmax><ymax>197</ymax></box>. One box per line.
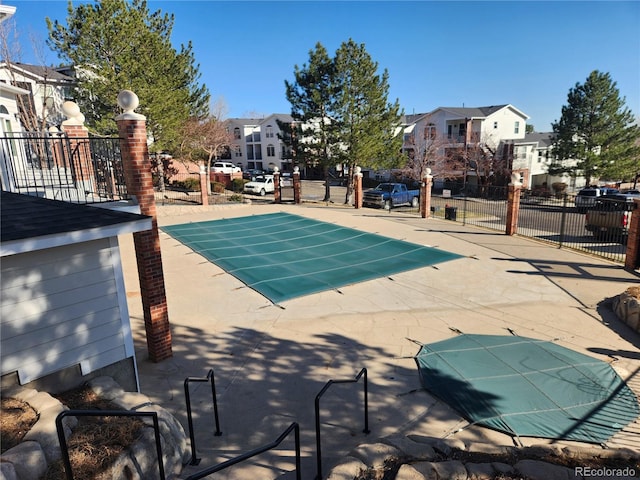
<box><xmin>116</xmin><ymin>90</ymin><xmax>172</xmax><ymax>362</ymax></box>
<box><xmin>199</xmin><ymin>163</ymin><xmax>209</xmax><ymax>206</ymax></box>
<box><xmin>60</xmin><ymin>102</ymin><xmax>95</xmax><ymax>193</ymax></box>
<box><xmin>625</xmin><ymin>198</ymin><xmax>640</xmax><ymax>271</ymax></box>
<box><xmin>505</xmin><ymin>175</ymin><xmax>523</xmax><ymax>236</ymax></box>
<box><xmin>421</xmin><ymin>170</ymin><xmax>433</xmax><ymax>218</ymax></box>
<box><xmin>293</xmin><ymin>167</ymin><xmax>302</xmax><ymax>204</ymax></box>
<box><xmin>354</xmin><ymin>167</ymin><xmax>363</xmax><ymax>209</ymax></box>
<box><xmin>273</xmin><ymin>169</ymin><xmax>281</xmax><ymax>203</ymax></box>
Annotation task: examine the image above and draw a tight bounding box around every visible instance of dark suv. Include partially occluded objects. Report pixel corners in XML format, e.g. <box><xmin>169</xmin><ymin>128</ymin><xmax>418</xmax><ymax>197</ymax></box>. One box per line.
<box><xmin>574</xmin><ymin>187</ymin><xmax>619</xmax><ymax>213</ymax></box>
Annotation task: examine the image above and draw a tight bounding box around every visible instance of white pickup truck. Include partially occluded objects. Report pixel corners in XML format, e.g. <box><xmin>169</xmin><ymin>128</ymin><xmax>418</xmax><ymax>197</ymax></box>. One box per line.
<box><xmin>243</xmin><ymin>175</ymin><xmax>275</xmax><ymax>196</ymax></box>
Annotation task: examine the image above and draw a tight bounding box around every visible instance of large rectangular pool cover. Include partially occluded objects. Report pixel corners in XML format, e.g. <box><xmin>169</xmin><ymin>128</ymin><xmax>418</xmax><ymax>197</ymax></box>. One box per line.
<box><xmin>161</xmin><ymin>212</ymin><xmax>462</xmax><ymax>303</ymax></box>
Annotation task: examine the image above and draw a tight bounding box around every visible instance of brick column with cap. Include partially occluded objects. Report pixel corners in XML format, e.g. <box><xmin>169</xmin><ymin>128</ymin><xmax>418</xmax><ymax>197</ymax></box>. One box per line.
<box><xmin>59</xmin><ymin>102</ymin><xmax>95</xmax><ymax>194</ymax></box>
<box><xmin>293</xmin><ymin>167</ymin><xmax>302</xmax><ymax>204</ymax></box>
<box><xmin>273</xmin><ymin>169</ymin><xmax>281</xmax><ymax>203</ymax></box>
<box><xmin>625</xmin><ymin>198</ymin><xmax>640</xmax><ymax>271</ymax></box>
<box><xmin>353</xmin><ymin>166</ymin><xmax>363</xmax><ymax>209</ymax></box>
<box><xmin>420</xmin><ymin>169</ymin><xmax>433</xmax><ymax>218</ymax></box>
<box><xmin>116</xmin><ymin>90</ymin><xmax>172</xmax><ymax>362</ymax></box>
<box><xmin>505</xmin><ymin>174</ymin><xmax>523</xmax><ymax>236</ymax></box>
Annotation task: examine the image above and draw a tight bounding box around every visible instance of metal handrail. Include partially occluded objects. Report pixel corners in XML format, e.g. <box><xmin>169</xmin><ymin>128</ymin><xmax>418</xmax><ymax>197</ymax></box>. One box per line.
<box><xmin>184</xmin><ymin>422</ymin><xmax>301</xmax><ymax>480</ymax></box>
<box><xmin>55</xmin><ymin>409</ymin><xmax>165</xmax><ymax>480</ymax></box>
<box><xmin>314</xmin><ymin>368</ymin><xmax>370</xmax><ymax>480</ymax></box>
<box><xmin>184</xmin><ymin>369</ymin><xmax>223</xmax><ymax>465</ymax></box>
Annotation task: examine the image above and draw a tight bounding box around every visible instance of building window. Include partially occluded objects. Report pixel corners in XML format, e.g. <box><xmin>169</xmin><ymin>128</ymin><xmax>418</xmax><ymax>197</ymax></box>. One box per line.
<box><xmin>254</xmin><ymin>144</ymin><xmax>262</xmax><ymax>160</ymax></box>
<box><xmin>493</xmin><ymin>121</ymin><xmax>498</xmax><ymax>129</ymax></box>
<box><xmin>234</xmin><ymin>145</ymin><xmax>242</xmax><ymax>157</ymax></box>
<box><xmin>447</xmin><ymin>125</ymin><xmax>453</xmax><ymax>138</ymax></box>
<box><xmin>514</xmin><ymin>121</ymin><xmax>520</xmax><ymax>134</ymax></box>
<box><xmin>265</xmin><ymin>125</ymin><xmax>274</xmax><ymax>138</ymax></box>
<box><xmin>234</xmin><ymin>127</ymin><xmax>241</xmax><ymax>139</ymax></box>
<box><xmin>267</xmin><ymin>144</ymin><xmax>275</xmax><ymax>157</ymax></box>
<box><xmin>424</xmin><ymin>125</ymin><xmax>436</xmax><ymax>140</ymax></box>
<box><xmin>247</xmin><ymin>144</ymin><xmax>254</xmax><ymax>160</ymax></box>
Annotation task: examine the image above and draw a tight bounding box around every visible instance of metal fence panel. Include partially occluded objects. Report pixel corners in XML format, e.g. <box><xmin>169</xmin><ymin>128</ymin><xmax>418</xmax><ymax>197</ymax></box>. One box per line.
<box><xmin>0</xmin><ymin>132</ymin><xmax>128</xmax><ymax>203</ymax></box>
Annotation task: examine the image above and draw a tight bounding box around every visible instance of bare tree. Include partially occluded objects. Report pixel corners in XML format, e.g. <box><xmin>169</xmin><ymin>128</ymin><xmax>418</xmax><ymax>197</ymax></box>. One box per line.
<box><xmin>1</xmin><ymin>20</ymin><xmax>38</xmax><ymax>132</ymax></box>
<box><xmin>179</xmin><ymin>98</ymin><xmax>234</xmax><ymax>194</ymax></box>
<box><xmin>402</xmin><ymin>118</ymin><xmax>453</xmax><ymax>181</ymax></box>
<box><xmin>450</xmin><ymin>132</ymin><xmax>512</xmax><ymax>195</ymax></box>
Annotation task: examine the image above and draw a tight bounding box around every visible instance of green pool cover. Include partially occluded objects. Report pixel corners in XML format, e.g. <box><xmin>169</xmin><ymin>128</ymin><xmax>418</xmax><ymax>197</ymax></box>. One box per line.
<box><xmin>161</xmin><ymin>212</ymin><xmax>462</xmax><ymax>303</ymax></box>
<box><xmin>415</xmin><ymin>334</ymin><xmax>639</xmax><ymax>444</ymax></box>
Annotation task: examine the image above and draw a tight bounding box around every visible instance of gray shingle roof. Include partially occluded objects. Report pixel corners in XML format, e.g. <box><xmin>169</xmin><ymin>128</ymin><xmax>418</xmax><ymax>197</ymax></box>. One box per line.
<box><xmin>12</xmin><ymin>63</ymin><xmax>75</xmax><ymax>83</ymax></box>
<box><xmin>1</xmin><ymin>191</ymin><xmax>150</xmax><ymax>243</ymax></box>
<box><xmin>517</xmin><ymin>132</ymin><xmax>556</xmax><ymax>148</ymax></box>
<box><xmin>437</xmin><ymin>105</ymin><xmax>509</xmax><ymax>118</ymax></box>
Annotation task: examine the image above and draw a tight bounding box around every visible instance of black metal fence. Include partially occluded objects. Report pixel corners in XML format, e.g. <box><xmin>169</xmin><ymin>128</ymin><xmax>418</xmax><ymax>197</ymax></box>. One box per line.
<box><xmin>155</xmin><ymin>172</ymin><xmax>248</xmax><ymax>206</ymax></box>
<box><xmin>379</xmin><ymin>182</ymin><xmax>628</xmax><ymax>264</ymax></box>
<box><xmin>0</xmin><ymin>132</ymin><xmax>128</xmax><ymax>203</ymax></box>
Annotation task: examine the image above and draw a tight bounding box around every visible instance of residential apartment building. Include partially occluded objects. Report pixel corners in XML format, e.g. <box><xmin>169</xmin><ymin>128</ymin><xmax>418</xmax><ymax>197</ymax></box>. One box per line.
<box><xmin>512</xmin><ymin>132</ymin><xmax>585</xmax><ymax>193</ymax></box>
<box><xmin>0</xmin><ymin>62</ymin><xmax>76</xmax><ymax>130</ymax></box>
<box><xmin>401</xmin><ymin>105</ymin><xmax>529</xmax><ymax>188</ymax></box>
<box><xmin>226</xmin><ymin>114</ymin><xmax>295</xmax><ymax>173</ymax></box>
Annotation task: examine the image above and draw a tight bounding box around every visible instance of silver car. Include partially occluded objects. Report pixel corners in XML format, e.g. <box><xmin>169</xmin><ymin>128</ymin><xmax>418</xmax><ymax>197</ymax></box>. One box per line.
<box><xmin>574</xmin><ymin>187</ymin><xmax>619</xmax><ymax>212</ymax></box>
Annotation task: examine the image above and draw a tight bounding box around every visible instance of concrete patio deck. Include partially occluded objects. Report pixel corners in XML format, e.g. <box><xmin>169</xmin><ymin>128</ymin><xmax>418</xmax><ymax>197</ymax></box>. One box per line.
<box><xmin>119</xmin><ymin>202</ymin><xmax>640</xmax><ymax>479</ymax></box>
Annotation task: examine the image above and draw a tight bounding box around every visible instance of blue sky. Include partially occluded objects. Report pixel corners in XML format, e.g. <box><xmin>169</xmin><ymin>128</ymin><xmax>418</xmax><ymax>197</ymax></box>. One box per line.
<box><xmin>8</xmin><ymin>1</ymin><xmax>640</xmax><ymax>131</ymax></box>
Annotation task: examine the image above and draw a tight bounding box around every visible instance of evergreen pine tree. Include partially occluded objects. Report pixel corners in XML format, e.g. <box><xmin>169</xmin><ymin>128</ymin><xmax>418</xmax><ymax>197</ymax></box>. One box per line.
<box><xmin>46</xmin><ymin>0</ymin><xmax>209</xmax><ymax>152</ymax></box>
<box><xmin>284</xmin><ymin>42</ymin><xmax>340</xmax><ymax>201</ymax></box>
<box><xmin>333</xmin><ymin>39</ymin><xmax>403</xmax><ymax>203</ymax></box>
<box><xmin>550</xmin><ymin>70</ymin><xmax>639</xmax><ymax>185</ymax></box>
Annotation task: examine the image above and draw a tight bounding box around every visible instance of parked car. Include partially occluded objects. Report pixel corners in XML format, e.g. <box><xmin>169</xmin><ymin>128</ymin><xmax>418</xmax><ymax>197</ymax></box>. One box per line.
<box><xmin>574</xmin><ymin>187</ymin><xmax>619</xmax><ymax>213</ymax></box>
<box><xmin>243</xmin><ymin>175</ymin><xmax>275</xmax><ymax>196</ymax></box>
<box><xmin>362</xmin><ymin>183</ymin><xmax>420</xmax><ymax>210</ymax></box>
<box><xmin>243</xmin><ymin>168</ymin><xmax>265</xmax><ymax>180</ymax></box>
<box><xmin>584</xmin><ymin>193</ymin><xmax>636</xmax><ymax>242</ymax></box>
<box><xmin>211</xmin><ymin>162</ymin><xmax>241</xmax><ymax>174</ymax></box>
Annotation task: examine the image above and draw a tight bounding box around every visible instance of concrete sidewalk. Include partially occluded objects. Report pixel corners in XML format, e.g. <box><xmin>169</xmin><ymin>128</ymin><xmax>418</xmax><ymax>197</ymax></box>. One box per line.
<box><xmin>119</xmin><ymin>203</ymin><xmax>640</xmax><ymax>479</ymax></box>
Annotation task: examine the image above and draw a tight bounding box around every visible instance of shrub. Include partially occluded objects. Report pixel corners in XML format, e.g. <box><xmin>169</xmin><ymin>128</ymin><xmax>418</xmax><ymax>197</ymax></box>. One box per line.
<box><xmin>229</xmin><ymin>194</ymin><xmax>243</xmax><ymax>203</ymax></box>
<box><xmin>171</xmin><ymin>177</ymin><xmax>200</xmax><ymax>191</ymax></box>
<box><xmin>231</xmin><ymin>178</ymin><xmax>248</xmax><ymax>192</ymax></box>
<box><xmin>211</xmin><ymin>181</ymin><xmax>226</xmax><ymax>193</ymax></box>
<box><xmin>551</xmin><ymin>182</ymin><xmax>567</xmax><ymax>199</ymax></box>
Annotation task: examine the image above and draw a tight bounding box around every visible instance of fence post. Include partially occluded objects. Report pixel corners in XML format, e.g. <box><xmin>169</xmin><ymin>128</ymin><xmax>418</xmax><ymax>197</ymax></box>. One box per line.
<box><xmin>273</xmin><ymin>168</ymin><xmax>281</xmax><ymax>204</ymax></box>
<box><xmin>199</xmin><ymin>163</ymin><xmax>209</xmax><ymax>206</ymax></box>
<box><xmin>353</xmin><ymin>166</ymin><xmax>363</xmax><ymax>209</ymax></box>
<box><xmin>116</xmin><ymin>90</ymin><xmax>172</xmax><ymax>362</ymax></box>
<box><xmin>420</xmin><ymin>169</ymin><xmax>433</xmax><ymax>218</ymax></box>
<box><xmin>625</xmin><ymin>198</ymin><xmax>640</xmax><ymax>271</ymax></box>
<box><xmin>293</xmin><ymin>166</ymin><xmax>302</xmax><ymax>204</ymax></box>
<box><xmin>505</xmin><ymin>174</ymin><xmax>523</xmax><ymax>236</ymax></box>
<box><xmin>60</xmin><ymin>101</ymin><xmax>96</xmax><ymax>197</ymax></box>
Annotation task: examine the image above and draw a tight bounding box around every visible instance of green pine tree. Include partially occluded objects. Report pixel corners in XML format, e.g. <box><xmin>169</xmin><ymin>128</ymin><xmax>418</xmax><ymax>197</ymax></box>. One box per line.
<box><xmin>333</xmin><ymin>39</ymin><xmax>403</xmax><ymax>204</ymax></box>
<box><xmin>550</xmin><ymin>70</ymin><xmax>639</xmax><ymax>186</ymax></box>
<box><xmin>46</xmin><ymin>0</ymin><xmax>209</xmax><ymax>152</ymax></box>
<box><xmin>284</xmin><ymin>42</ymin><xmax>340</xmax><ymax>201</ymax></box>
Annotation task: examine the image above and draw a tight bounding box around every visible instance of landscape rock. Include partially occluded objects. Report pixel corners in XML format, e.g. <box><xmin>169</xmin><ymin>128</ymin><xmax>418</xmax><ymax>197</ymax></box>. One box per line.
<box><xmin>514</xmin><ymin>459</ymin><xmax>575</xmax><ymax>480</ymax></box>
<box><xmin>0</xmin><ymin>462</ymin><xmax>17</xmax><ymax>480</ymax></box>
<box><xmin>349</xmin><ymin>442</ymin><xmax>402</xmax><ymax>470</ymax></box>
<box><xmin>325</xmin><ymin>456</ymin><xmax>367</xmax><ymax>480</ymax></box>
<box><xmin>0</xmin><ymin>441</ymin><xmax>47</xmax><ymax>480</ymax></box>
<box><xmin>382</xmin><ymin>434</ymin><xmax>437</xmax><ymax>460</ymax></box>
<box><xmin>465</xmin><ymin>462</ymin><xmax>496</xmax><ymax>479</ymax></box>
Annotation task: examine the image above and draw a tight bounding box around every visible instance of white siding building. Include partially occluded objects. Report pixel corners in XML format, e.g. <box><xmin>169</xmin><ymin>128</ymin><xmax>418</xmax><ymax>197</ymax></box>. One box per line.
<box><xmin>227</xmin><ymin>114</ymin><xmax>295</xmax><ymax>173</ymax></box>
<box><xmin>513</xmin><ymin>132</ymin><xmax>586</xmax><ymax>192</ymax></box>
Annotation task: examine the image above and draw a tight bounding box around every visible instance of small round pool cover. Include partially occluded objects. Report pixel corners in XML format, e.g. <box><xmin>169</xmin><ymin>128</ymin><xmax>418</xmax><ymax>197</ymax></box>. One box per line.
<box><xmin>415</xmin><ymin>334</ymin><xmax>639</xmax><ymax>444</ymax></box>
